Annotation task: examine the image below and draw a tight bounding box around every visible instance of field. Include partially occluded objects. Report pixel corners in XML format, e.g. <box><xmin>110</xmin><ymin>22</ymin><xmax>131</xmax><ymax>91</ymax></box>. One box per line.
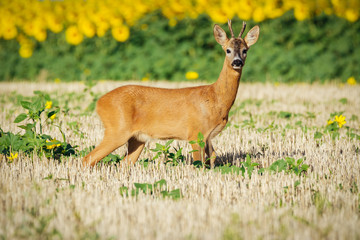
<box><xmin>0</xmin><ymin>81</ymin><xmax>359</xmax><ymax>240</ymax></box>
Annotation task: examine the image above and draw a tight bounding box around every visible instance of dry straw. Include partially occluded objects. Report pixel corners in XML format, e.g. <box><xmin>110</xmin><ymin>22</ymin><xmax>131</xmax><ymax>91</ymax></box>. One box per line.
<box><xmin>0</xmin><ymin>81</ymin><xmax>359</xmax><ymax>239</ymax></box>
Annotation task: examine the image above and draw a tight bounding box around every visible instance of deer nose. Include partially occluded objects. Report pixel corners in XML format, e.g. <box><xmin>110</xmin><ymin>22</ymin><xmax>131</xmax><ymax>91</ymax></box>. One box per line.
<box><xmin>232</xmin><ymin>59</ymin><xmax>243</xmax><ymax>67</ymax></box>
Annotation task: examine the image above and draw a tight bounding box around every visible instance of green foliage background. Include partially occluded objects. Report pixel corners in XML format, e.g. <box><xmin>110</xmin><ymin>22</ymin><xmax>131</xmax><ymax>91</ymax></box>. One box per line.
<box><xmin>1</xmin><ymin>12</ymin><xmax>359</xmax><ymax>82</ymax></box>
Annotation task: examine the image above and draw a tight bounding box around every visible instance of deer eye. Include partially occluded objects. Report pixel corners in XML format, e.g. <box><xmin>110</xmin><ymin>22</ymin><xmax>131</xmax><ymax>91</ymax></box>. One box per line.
<box><xmin>242</xmin><ymin>49</ymin><xmax>247</xmax><ymax>55</ymax></box>
<box><xmin>226</xmin><ymin>49</ymin><xmax>231</xmax><ymax>54</ymax></box>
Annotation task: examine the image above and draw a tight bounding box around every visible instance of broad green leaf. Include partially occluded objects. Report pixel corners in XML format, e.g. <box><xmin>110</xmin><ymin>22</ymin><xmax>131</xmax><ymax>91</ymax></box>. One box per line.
<box><xmin>296</xmin><ymin>158</ymin><xmax>304</xmax><ymax>166</ymax></box>
<box><xmin>339</xmin><ymin>98</ymin><xmax>348</xmax><ymax>104</ymax></box>
<box><xmin>134</xmin><ymin>183</ymin><xmax>152</xmax><ymax>194</ymax></box>
<box><xmin>154</xmin><ymin>179</ymin><xmax>167</xmax><ymax>189</ymax></box>
<box><xmin>20</xmin><ymin>101</ymin><xmax>32</xmax><ymax>110</ymax></box>
<box><xmin>165</xmin><ymin>139</ymin><xmax>174</xmax><ymax>147</ymax></box>
<box><xmin>33</xmin><ymin>98</ymin><xmax>43</xmax><ymax>111</ymax></box>
<box><xmin>269</xmin><ymin>159</ymin><xmax>287</xmax><ymax>172</ymax></box>
<box><xmin>14</xmin><ymin>113</ymin><xmax>27</xmax><ymax>123</ymax></box>
<box><xmin>162</xmin><ymin>189</ymin><xmax>181</xmax><ymax>199</ymax></box>
<box><xmin>286</xmin><ymin>157</ymin><xmax>295</xmax><ymax>166</ymax></box>
<box><xmin>197</xmin><ymin>132</ymin><xmax>204</xmax><ymax>141</ymax></box>
<box><xmin>18</xmin><ymin>123</ymin><xmax>35</xmax><ymax>131</ymax></box>
<box><xmin>278</xmin><ymin>111</ymin><xmax>292</xmax><ymax>119</ymax></box>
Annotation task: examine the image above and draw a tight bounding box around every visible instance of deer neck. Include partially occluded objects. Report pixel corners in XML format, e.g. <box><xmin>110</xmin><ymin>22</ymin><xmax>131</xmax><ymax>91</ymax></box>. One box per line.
<box><xmin>213</xmin><ymin>58</ymin><xmax>242</xmax><ymax>114</ymax></box>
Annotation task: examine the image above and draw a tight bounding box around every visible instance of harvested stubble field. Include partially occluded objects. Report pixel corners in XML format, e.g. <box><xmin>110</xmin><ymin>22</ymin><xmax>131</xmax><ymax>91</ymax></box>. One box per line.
<box><xmin>0</xmin><ymin>81</ymin><xmax>359</xmax><ymax>240</ymax></box>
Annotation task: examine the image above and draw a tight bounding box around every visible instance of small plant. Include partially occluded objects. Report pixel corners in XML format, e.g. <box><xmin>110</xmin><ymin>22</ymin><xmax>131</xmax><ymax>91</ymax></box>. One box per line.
<box><xmin>269</xmin><ymin>157</ymin><xmax>309</xmax><ymax>176</ymax></box>
<box><xmin>324</xmin><ymin>114</ymin><xmax>344</xmax><ymax>140</ymax></box>
<box><xmin>242</xmin><ymin>154</ymin><xmax>260</xmax><ymax>178</ymax></box>
<box><xmin>215</xmin><ymin>154</ymin><xmax>260</xmax><ymax>178</ymax></box>
<box><xmin>215</xmin><ymin>156</ymin><xmax>309</xmax><ymax>178</ymax></box>
<box><xmin>314</xmin><ymin>113</ymin><xmax>349</xmax><ymax>141</ymax></box>
<box><xmin>189</xmin><ymin>132</ymin><xmax>206</xmax><ymax>166</ymax></box>
<box><xmin>119</xmin><ymin>179</ymin><xmax>181</xmax><ymax>200</ymax></box>
<box><xmin>100</xmin><ymin>153</ymin><xmax>124</xmax><ymax>165</ymax></box>
<box><xmin>0</xmin><ymin>91</ymin><xmax>77</xmax><ymax>161</ymax></box>
<box><xmin>149</xmin><ymin>140</ymin><xmax>185</xmax><ymax>166</ymax></box>
<box><xmin>278</xmin><ymin>111</ymin><xmax>292</xmax><ymax>119</ymax></box>
<box><xmin>214</xmin><ymin>163</ymin><xmax>243</xmax><ymax>175</ymax></box>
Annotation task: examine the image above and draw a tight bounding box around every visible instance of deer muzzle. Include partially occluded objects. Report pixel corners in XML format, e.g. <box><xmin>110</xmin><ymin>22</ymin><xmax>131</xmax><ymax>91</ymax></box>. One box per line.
<box><xmin>232</xmin><ymin>58</ymin><xmax>243</xmax><ymax>69</ymax></box>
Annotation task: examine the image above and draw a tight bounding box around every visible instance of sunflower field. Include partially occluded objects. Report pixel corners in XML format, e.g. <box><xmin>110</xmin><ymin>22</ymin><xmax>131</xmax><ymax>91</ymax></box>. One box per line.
<box><xmin>0</xmin><ymin>0</ymin><xmax>359</xmax><ymax>82</ymax></box>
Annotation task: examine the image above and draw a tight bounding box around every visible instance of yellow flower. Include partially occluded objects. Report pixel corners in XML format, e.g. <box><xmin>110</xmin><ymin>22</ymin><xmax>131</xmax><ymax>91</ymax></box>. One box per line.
<box><xmin>294</xmin><ymin>3</ymin><xmax>310</xmax><ymax>21</ymax></box>
<box><xmin>168</xmin><ymin>18</ymin><xmax>177</xmax><ymax>27</ymax></box>
<box><xmin>45</xmin><ymin>101</ymin><xmax>52</xmax><ymax>109</ymax></box>
<box><xmin>65</xmin><ymin>25</ymin><xmax>84</xmax><ymax>45</ymax></box>
<box><xmin>186</xmin><ymin>71</ymin><xmax>199</xmax><ymax>80</ymax></box>
<box><xmin>8</xmin><ymin>152</ymin><xmax>18</xmax><ymax>161</ymax></box>
<box><xmin>46</xmin><ymin>14</ymin><xmax>63</xmax><ymax>33</ymax></box>
<box><xmin>345</xmin><ymin>9</ymin><xmax>358</xmax><ymax>22</ymax></box>
<box><xmin>54</xmin><ymin>78</ymin><xmax>61</xmax><ymax>83</ymax></box>
<box><xmin>327</xmin><ymin>119</ymin><xmax>334</xmax><ymax>125</ymax></box>
<box><xmin>50</xmin><ymin>113</ymin><xmax>56</xmax><ymax>121</ymax></box>
<box><xmin>2</xmin><ymin>23</ymin><xmax>18</xmax><ymax>40</ymax></box>
<box><xmin>347</xmin><ymin>76</ymin><xmax>356</xmax><ymax>85</ymax></box>
<box><xmin>111</xmin><ymin>25</ymin><xmax>130</xmax><ymax>42</ymax></box>
<box><xmin>34</xmin><ymin>28</ymin><xmax>47</xmax><ymax>42</ymax></box>
<box><xmin>19</xmin><ymin>45</ymin><xmax>33</xmax><ymax>58</ymax></box>
<box><xmin>334</xmin><ymin>115</ymin><xmax>346</xmax><ymax>128</ymax></box>
<box><xmin>79</xmin><ymin>18</ymin><xmax>96</xmax><ymax>38</ymax></box>
<box><xmin>46</xmin><ymin>139</ymin><xmax>61</xmax><ymax>150</ymax></box>
<box><xmin>253</xmin><ymin>7</ymin><xmax>266</xmax><ymax>22</ymax></box>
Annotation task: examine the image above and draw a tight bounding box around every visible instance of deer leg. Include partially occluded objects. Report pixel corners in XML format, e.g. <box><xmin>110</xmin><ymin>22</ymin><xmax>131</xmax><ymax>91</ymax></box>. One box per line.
<box><xmin>205</xmin><ymin>139</ymin><xmax>217</xmax><ymax>168</ymax></box>
<box><xmin>83</xmin><ymin>131</ymin><xmax>131</xmax><ymax>167</ymax></box>
<box><xmin>124</xmin><ymin>137</ymin><xmax>145</xmax><ymax>165</ymax></box>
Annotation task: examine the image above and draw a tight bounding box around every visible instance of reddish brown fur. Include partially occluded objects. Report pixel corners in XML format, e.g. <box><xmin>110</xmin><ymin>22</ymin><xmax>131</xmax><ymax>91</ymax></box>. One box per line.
<box><xmin>83</xmin><ymin>21</ymin><xmax>260</xmax><ymax>168</ymax></box>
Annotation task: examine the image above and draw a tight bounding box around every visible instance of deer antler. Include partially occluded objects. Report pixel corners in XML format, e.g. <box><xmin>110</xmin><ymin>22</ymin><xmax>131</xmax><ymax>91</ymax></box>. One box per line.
<box><xmin>227</xmin><ymin>19</ymin><xmax>235</xmax><ymax>38</ymax></box>
<box><xmin>238</xmin><ymin>21</ymin><xmax>246</xmax><ymax>38</ymax></box>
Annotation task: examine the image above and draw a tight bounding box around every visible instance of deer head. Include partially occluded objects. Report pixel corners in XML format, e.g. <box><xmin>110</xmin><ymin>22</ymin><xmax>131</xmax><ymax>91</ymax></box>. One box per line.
<box><xmin>213</xmin><ymin>20</ymin><xmax>259</xmax><ymax>70</ymax></box>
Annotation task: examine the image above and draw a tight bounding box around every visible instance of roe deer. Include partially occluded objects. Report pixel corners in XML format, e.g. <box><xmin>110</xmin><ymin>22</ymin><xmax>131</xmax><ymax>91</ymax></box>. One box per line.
<box><xmin>83</xmin><ymin>20</ymin><xmax>259</xmax><ymax>168</ymax></box>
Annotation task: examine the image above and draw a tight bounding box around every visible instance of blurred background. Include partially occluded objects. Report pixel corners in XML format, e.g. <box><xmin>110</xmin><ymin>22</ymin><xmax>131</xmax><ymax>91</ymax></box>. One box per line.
<box><xmin>0</xmin><ymin>0</ymin><xmax>359</xmax><ymax>83</ymax></box>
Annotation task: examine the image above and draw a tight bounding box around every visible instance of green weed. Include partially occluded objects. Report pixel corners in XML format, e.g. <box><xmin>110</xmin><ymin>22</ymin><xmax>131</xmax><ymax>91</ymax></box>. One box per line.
<box><xmin>269</xmin><ymin>157</ymin><xmax>309</xmax><ymax>176</ymax></box>
<box><xmin>0</xmin><ymin>91</ymin><xmax>77</xmax><ymax>161</ymax></box>
<box><xmin>119</xmin><ymin>179</ymin><xmax>181</xmax><ymax>200</ymax></box>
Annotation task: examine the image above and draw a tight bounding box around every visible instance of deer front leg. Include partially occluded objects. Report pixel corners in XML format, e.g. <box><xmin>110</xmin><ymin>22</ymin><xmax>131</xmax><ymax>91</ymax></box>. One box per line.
<box><xmin>83</xmin><ymin>131</ymin><xmax>131</xmax><ymax>167</ymax></box>
<box><xmin>205</xmin><ymin>139</ymin><xmax>217</xmax><ymax>168</ymax></box>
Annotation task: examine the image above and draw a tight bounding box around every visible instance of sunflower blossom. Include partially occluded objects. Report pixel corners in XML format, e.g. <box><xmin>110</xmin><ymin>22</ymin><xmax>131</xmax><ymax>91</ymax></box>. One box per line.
<box><xmin>334</xmin><ymin>115</ymin><xmax>346</xmax><ymax>128</ymax></box>
<box><xmin>327</xmin><ymin>119</ymin><xmax>334</xmax><ymax>125</ymax></box>
<box><xmin>347</xmin><ymin>77</ymin><xmax>356</xmax><ymax>85</ymax></box>
<box><xmin>186</xmin><ymin>71</ymin><xmax>199</xmax><ymax>80</ymax></box>
<box><xmin>45</xmin><ymin>101</ymin><xmax>52</xmax><ymax>109</ymax></box>
<box><xmin>8</xmin><ymin>152</ymin><xmax>18</xmax><ymax>161</ymax></box>
<box><xmin>46</xmin><ymin>139</ymin><xmax>61</xmax><ymax>150</ymax></box>
<box><xmin>50</xmin><ymin>113</ymin><xmax>56</xmax><ymax>121</ymax></box>
<box><xmin>65</xmin><ymin>25</ymin><xmax>84</xmax><ymax>45</ymax></box>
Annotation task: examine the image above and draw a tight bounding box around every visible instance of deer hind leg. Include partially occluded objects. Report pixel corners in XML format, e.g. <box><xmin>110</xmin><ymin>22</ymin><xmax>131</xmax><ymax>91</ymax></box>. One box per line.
<box><xmin>83</xmin><ymin>130</ymin><xmax>131</xmax><ymax>167</ymax></box>
<box><xmin>205</xmin><ymin>139</ymin><xmax>217</xmax><ymax>168</ymax></box>
<box><xmin>123</xmin><ymin>137</ymin><xmax>145</xmax><ymax>165</ymax></box>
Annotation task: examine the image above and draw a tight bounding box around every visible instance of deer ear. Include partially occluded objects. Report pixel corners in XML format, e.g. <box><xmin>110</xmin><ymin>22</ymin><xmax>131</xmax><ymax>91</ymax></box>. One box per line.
<box><xmin>244</xmin><ymin>25</ymin><xmax>259</xmax><ymax>47</ymax></box>
<box><xmin>213</xmin><ymin>24</ymin><xmax>228</xmax><ymax>46</ymax></box>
